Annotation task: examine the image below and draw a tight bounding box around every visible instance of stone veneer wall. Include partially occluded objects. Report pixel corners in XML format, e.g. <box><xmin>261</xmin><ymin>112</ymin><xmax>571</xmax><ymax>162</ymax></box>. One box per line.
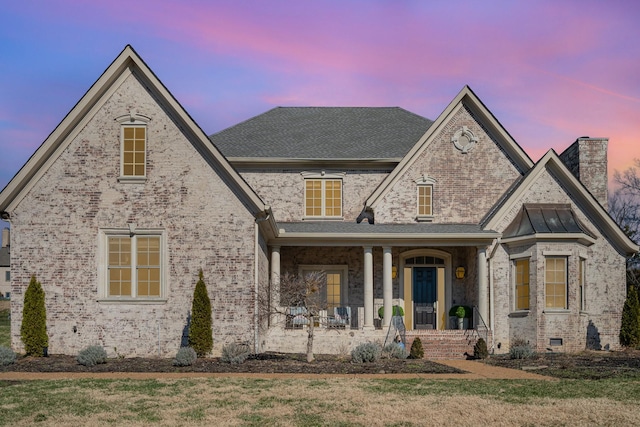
<box><xmin>9</xmin><ymin>73</ymin><xmax>261</xmax><ymax>357</ymax></box>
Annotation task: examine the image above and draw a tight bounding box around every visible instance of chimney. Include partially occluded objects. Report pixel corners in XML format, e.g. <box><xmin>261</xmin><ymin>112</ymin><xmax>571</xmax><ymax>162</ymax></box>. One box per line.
<box><xmin>559</xmin><ymin>137</ymin><xmax>608</xmax><ymax>209</ymax></box>
<box><xmin>1</xmin><ymin>228</ymin><xmax>8</xmax><ymax>248</ymax></box>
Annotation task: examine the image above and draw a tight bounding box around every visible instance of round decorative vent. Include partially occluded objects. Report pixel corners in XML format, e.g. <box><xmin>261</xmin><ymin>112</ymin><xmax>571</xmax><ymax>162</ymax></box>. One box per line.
<box><xmin>451</xmin><ymin>126</ymin><xmax>478</xmax><ymax>153</ymax></box>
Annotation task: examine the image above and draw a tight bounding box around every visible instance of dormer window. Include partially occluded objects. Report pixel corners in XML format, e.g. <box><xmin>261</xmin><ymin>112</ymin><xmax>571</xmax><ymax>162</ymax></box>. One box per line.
<box><xmin>415</xmin><ymin>175</ymin><xmax>436</xmax><ymax>221</ymax></box>
<box><xmin>301</xmin><ymin>171</ymin><xmax>345</xmax><ymax>219</ymax></box>
<box><xmin>116</xmin><ymin>112</ymin><xmax>150</xmax><ymax>183</ymax></box>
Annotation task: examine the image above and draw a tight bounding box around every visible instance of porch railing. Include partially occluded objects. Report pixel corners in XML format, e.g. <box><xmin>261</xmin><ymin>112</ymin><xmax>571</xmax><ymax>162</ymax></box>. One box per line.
<box><xmin>472</xmin><ymin>305</ymin><xmax>491</xmax><ymax>351</ymax></box>
<box><xmin>284</xmin><ymin>306</ymin><xmax>351</xmax><ymax>329</ymax></box>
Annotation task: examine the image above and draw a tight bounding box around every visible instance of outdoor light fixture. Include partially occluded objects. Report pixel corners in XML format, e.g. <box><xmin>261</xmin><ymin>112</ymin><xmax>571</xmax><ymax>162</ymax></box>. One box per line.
<box><xmin>392</xmin><ymin>266</ymin><xmax>397</xmax><ymax>279</ymax></box>
<box><xmin>455</xmin><ymin>266</ymin><xmax>465</xmax><ymax>279</ymax></box>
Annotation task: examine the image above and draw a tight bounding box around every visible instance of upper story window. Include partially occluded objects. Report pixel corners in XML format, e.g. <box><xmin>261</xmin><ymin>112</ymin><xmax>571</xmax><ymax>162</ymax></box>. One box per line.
<box><xmin>301</xmin><ymin>172</ymin><xmax>344</xmax><ymax>219</ymax></box>
<box><xmin>415</xmin><ymin>175</ymin><xmax>436</xmax><ymax>221</ymax></box>
<box><xmin>115</xmin><ymin>112</ymin><xmax>151</xmax><ymax>183</ymax></box>
<box><xmin>545</xmin><ymin>257</ymin><xmax>567</xmax><ymax>309</ymax></box>
<box><xmin>99</xmin><ymin>227</ymin><xmax>166</xmax><ymax>302</ymax></box>
<box><xmin>514</xmin><ymin>258</ymin><xmax>530</xmax><ymax>310</ymax></box>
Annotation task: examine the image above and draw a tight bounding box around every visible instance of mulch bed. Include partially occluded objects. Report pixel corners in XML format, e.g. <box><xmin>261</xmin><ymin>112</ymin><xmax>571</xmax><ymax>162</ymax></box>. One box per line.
<box><xmin>0</xmin><ymin>352</ymin><xmax>463</xmax><ymax>375</ymax></box>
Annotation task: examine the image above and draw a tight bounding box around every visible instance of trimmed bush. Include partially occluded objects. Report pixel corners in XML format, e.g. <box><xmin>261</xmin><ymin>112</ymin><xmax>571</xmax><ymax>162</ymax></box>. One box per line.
<box><xmin>448</xmin><ymin>305</ymin><xmax>472</xmax><ymax>318</ymax></box>
<box><xmin>620</xmin><ymin>286</ymin><xmax>640</xmax><ymax>348</ymax></box>
<box><xmin>473</xmin><ymin>338</ymin><xmax>489</xmax><ymax>359</ymax></box>
<box><xmin>351</xmin><ymin>342</ymin><xmax>382</xmax><ymax>363</ymax></box>
<box><xmin>378</xmin><ymin>305</ymin><xmax>405</xmax><ymax>319</ymax></box>
<box><xmin>221</xmin><ymin>342</ymin><xmax>251</xmax><ymax>364</ymax></box>
<box><xmin>0</xmin><ymin>346</ymin><xmax>16</xmax><ymax>366</ymax></box>
<box><xmin>189</xmin><ymin>270</ymin><xmax>213</xmax><ymax>357</ymax></box>
<box><xmin>409</xmin><ymin>337</ymin><xmax>424</xmax><ymax>359</ymax></box>
<box><xmin>173</xmin><ymin>347</ymin><xmax>197</xmax><ymax>367</ymax></box>
<box><xmin>77</xmin><ymin>345</ymin><xmax>108</xmax><ymax>367</ymax></box>
<box><xmin>20</xmin><ymin>275</ymin><xmax>49</xmax><ymax>356</ymax></box>
<box><xmin>509</xmin><ymin>338</ymin><xmax>535</xmax><ymax>359</ymax></box>
<box><xmin>383</xmin><ymin>343</ymin><xmax>407</xmax><ymax>359</ymax></box>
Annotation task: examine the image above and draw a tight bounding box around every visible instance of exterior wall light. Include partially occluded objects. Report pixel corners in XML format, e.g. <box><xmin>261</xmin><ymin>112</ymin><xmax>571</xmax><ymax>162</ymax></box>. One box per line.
<box><xmin>392</xmin><ymin>266</ymin><xmax>397</xmax><ymax>279</ymax></box>
<box><xmin>455</xmin><ymin>266</ymin><xmax>465</xmax><ymax>279</ymax></box>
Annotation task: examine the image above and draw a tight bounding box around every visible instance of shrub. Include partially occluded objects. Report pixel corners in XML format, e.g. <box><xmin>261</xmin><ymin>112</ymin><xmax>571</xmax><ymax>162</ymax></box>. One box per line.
<box><xmin>20</xmin><ymin>275</ymin><xmax>49</xmax><ymax>356</ymax></box>
<box><xmin>0</xmin><ymin>346</ymin><xmax>16</xmax><ymax>366</ymax></box>
<box><xmin>189</xmin><ymin>269</ymin><xmax>213</xmax><ymax>357</ymax></box>
<box><xmin>509</xmin><ymin>338</ymin><xmax>535</xmax><ymax>359</ymax></box>
<box><xmin>448</xmin><ymin>305</ymin><xmax>472</xmax><ymax>318</ymax></box>
<box><xmin>221</xmin><ymin>342</ymin><xmax>251</xmax><ymax>364</ymax></box>
<box><xmin>383</xmin><ymin>343</ymin><xmax>407</xmax><ymax>359</ymax></box>
<box><xmin>173</xmin><ymin>347</ymin><xmax>197</xmax><ymax>367</ymax></box>
<box><xmin>77</xmin><ymin>345</ymin><xmax>108</xmax><ymax>367</ymax></box>
<box><xmin>351</xmin><ymin>342</ymin><xmax>382</xmax><ymax>363</ymax></box>
<box><xmin>409</xmin><ymin>337</ymin><xmax>424</xmax><ymax>359</ymax></box>
<box><xmin>620</xmin><ymin>286</ymin><xmax>640</xmax><ymax>348</ymax></box>
<box><xmin>473</xmin><ymin>338</ymin><xmax>489</xmax><ymax>359</ymax></box>
<box><xmin>378</xmin><ymin>305</ymin><xmax>405</xmax><ymax>319</ymax></box>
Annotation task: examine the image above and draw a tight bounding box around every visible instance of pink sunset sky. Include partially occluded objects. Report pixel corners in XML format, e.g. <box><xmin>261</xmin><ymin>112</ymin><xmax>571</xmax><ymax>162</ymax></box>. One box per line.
<box><xmin>1</xmin><ymin>0</ymin><xmax>639</xmax><ymax>234</ymax></box>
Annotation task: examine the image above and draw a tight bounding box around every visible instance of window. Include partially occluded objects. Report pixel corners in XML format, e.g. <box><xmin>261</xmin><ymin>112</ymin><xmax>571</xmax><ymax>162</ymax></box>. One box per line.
<box><xmin>545</xmin><ymin>257</ymin><xmax>567</xmax><ymax>309</ymax></box>
<box><xmin>304</xmin><ymin>179</ymin><xmax>342</xmax><ymax>218</ymax></box>
<box><xmin>579</xmin><ymin>258</ymin><xmax>586</xmax><ymax>311</ymax></box>
<box><xmin>121</xmin><ymin>126</ymin><xmax>146</xmax><ymax>177</ymax></box>
<box><xmin>4</xmin><ymin>271</ymin><xmax>9</xmax><ymax>282</ymax></box>
<box><xmin>415</xmin><ymin>175</ymin><xmax>436</xmax><ymax>220</ymax></box>
<box><xmin>299</xmin><ymin>266</ymin><xmax>347</xmax><ymax>311</ymax></box>
<box><xmin>515</xmin><ymin>259</ymin><xmax>530</xmax><ymax>310</ymax></box>
<box><xmin>101</xmin><ymin>230</ymin><xmax>164</xmax><ymax>300</ymax></box>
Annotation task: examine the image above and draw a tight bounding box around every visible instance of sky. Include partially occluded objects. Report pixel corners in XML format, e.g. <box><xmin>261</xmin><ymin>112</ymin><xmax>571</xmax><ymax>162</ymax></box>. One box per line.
<box><xmin>1</xmin><ymin>0</ymin><xmax>640</xmax><ymax>237</ymax></box>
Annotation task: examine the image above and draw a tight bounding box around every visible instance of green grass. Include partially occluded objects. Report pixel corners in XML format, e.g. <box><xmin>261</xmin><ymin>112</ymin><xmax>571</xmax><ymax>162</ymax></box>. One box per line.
<box><xmin>0</xmin><ymin>306</ymin><xmax>9</xmax><ymax>348</ymax></box>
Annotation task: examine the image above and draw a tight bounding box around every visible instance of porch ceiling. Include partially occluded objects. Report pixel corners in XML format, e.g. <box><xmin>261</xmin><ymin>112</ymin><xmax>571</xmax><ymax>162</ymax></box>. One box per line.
<box><xmin>273</xmin><ymin>222</ymin><xmax>499</xmax><ymax>247</ymax></box>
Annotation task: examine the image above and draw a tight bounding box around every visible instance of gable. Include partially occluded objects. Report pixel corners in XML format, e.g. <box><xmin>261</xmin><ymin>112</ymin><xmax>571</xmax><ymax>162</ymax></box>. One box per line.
<box><xmin>369</xmin><ymin>87</ymin><xmax>529</xmax><ymax>224</ymax></box>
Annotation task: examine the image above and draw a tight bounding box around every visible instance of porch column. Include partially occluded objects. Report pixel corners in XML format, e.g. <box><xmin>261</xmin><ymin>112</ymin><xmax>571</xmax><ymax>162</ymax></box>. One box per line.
<box><xmin>363</xmin><ymin>246</ymin><xmax>374</xmax><ymax>330</ymax></box>
<box><xmin>270</xmin><ymin>246</ymin><xmax>281</xmax><ymax>324</ymax></box>
<box><xmin>382</xmin><ymin>246</ymin><xmax>393</xmax><ymax>328</ymax></box>
<box><xmin>477</xmin><ymin>247</ymin><xmax>488</xmax><ymax>325</ymax></box>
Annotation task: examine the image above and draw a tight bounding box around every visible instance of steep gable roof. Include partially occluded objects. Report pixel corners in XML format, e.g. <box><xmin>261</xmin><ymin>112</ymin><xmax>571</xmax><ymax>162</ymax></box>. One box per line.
<box><xmin>0</xmin><ymin>45</ymin><xmax>274</xmax><ymax>235</ymax></box>
<box><xmin>209</xmin><ymin>107</ymin><xmax>433</xmax><ymax>160</ymax></box>
<box><xmin>366</xmin><ymin>86</ymin><xmax>534</xmax><ymax>209</ymax></box>
<box><xmin>484</xmin><ymin>150</ymin><xmax>638</xmax><ymax>255</ymax></box>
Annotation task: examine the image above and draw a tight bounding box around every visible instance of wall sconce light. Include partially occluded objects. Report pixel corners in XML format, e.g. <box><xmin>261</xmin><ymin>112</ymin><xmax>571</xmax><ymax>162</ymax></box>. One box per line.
<box><xmin>455</xmin><ymin>266</ymin><xmax>465</xmax><ymax>280</ymax></box>
<box><xmin>391</xmin><ymin>266</ymin><xmax>397</xmax><ymax>279</ymax></box>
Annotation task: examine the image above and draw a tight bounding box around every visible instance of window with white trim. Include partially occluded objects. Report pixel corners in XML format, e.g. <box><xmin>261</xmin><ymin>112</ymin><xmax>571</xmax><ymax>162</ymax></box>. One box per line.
<box><xmin>302</xmin><ymin>172</ymin><xmax>344</xmax><ymax>218</ymax></box>
<box><xmin>545</xmin><ymin>257</ymin><xmax>567</xmax><ymax>309</ymax></box>
<box><xmin>514</xmin><ymin>258</ymin><xmax>530</xmax><ymax>310</ymax></box>
<box><xmin>299</xmin><ymin>266</ymin><xmax>348</xmax><ymax>310</ymax></box>
<box><xmin>579</xmin><ymin>258</ymin><xmax>586</xmax><ymax>311</ymax></box>
<box><xmin>4</xmin><ymin>271</ymin><xmax>9</xmax><ymax>282</ymax></box>
<box><xmin>415</xmin><ymin>175</ymin><xmax>436</xmax><ymax>221</ymax></box>
<box><xmin>115</xmin><ymin>113</ymin><xmax>150</xmax><ymax>183</ymax></box>
<box><xmin>100</xmin><ymin>229</ymin><xmax>165</xmax><ymax>301</ymax></box>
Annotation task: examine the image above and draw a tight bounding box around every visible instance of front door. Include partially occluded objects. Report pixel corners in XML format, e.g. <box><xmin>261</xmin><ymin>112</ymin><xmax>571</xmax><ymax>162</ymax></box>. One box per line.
<box><xmin>413</xmin><ymin>267</ymin><xmax>437</xmax><ymax>329</ymax></box>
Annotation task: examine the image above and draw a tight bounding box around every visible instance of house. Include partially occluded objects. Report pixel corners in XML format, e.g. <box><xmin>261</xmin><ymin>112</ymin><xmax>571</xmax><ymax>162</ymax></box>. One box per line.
<box><xmin>0</xmin><ymin>45</ymin><xmax>636</xmax><ymax>358</ymax></box>
<box><xmin>0</xmin><ymin>228</ymin><xmax>9</xmax><ymax>298</ymax></box>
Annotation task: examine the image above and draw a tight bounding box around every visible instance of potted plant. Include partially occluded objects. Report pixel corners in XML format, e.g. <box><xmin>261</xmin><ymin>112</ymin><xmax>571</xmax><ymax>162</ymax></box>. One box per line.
<box><xmin>449</xmin><ymin>305</ymin><xmax>471</xmax><ymax>329</ymax></box>
<box><xmin>378</xmin><ymin>305</ymin><xmax>405</xmax><ymax>319</ymax></box>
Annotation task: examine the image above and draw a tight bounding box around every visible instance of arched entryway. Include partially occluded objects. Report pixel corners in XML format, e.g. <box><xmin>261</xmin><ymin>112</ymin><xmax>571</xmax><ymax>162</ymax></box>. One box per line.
<box><xmin>400</xmin><ymin>249</ymin><xmax>452</xmax><ymax>330</ymax></box>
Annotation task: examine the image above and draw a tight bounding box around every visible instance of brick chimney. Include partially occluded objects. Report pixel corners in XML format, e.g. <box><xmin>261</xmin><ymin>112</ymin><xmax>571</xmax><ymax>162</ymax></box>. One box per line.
<box><xmin>1</xmin><ymin>228</ymin><xmax>8</xmax><ymax>248</ymax></box>
<box><xmin>559</xmin><ymin>137</ymin><xmax>608</xmax><ymax>209</ymax></box>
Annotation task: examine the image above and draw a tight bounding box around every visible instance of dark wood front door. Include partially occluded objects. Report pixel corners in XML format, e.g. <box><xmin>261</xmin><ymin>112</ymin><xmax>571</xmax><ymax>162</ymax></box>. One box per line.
<box><xmin>413</xmin><ymin>267</ymin><xmax>437</xmax><ymax>329</ymax></box>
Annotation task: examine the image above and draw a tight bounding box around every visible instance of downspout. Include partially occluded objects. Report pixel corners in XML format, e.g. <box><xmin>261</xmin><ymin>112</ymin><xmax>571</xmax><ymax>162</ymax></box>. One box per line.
<box><xmin>254</xmin><ymin>211</ymin><xmax>270</xmax><ymax>354</ymax></box>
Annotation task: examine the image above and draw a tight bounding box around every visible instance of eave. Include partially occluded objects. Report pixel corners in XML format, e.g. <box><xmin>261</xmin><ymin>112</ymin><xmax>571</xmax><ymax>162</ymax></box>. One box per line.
<box><xmin>272</xmin><ymin>231</ymin><xmax>500</xmax><ymax>247</ymax></box>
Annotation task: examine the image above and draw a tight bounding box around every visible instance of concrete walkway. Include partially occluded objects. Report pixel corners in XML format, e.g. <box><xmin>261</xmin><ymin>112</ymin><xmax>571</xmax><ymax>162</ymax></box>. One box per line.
<box><xmin>0</xmin><ymin>360</ymin><xmax>553</xmax><ymax>381</ymax></box>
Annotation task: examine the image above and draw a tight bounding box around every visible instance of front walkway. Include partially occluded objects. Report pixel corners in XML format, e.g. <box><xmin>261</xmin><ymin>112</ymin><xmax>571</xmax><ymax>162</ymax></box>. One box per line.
<box><xmin>0</xmin><ymin>360</ymin><xmax>552</xmax><ymax>381</ymax></box>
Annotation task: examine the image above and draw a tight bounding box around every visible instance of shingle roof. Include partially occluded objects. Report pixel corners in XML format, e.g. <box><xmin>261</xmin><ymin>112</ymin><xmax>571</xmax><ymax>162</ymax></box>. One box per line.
<box><xmin>209</xmin><ymin>107</ymin><xmax>433</xmax><ymax>159</ymax></box>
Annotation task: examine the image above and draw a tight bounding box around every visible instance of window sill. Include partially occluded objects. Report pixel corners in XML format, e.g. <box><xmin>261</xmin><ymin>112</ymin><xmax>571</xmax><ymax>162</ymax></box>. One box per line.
<box><xmin>543</xmin><ymin>309</ymin><xmax>570</xmax><ymax>315</ymax></box>
<box><xmin>118</xmin><ymin>176</ymin><xmax>147</xmax><ymax>184</ymax></box>
<box><xmin>98</xmin><ymin>298</ymin><xmax>167</xmax><ymax>305</ymax></box>
<box><xmin>508</xmin><ymin>310</ymin><xmax>530</xmax><ymax>318</ymax></box>
<box><xmin>415</xmin><ymin>215</ymin><xmax>434</xmax><ymax>222</ymax></box>
<box><xmin>302</xmin><ymin>216</ymin><xmax>344</xmax><ymax>221</ymax></box>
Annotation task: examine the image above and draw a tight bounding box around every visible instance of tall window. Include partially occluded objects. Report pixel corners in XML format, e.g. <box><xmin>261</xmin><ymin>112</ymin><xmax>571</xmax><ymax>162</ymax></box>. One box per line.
<box><xmin>417</xmin><ymin>185</ymin><xmax>433</xmax><ymax>216</ymax></box>
<box><xmin>515</xmin><ymin>259</ymin><xmax>530</xmax><ymax>310</ymax></box>
<box><xmin>299</xmin><ymin>266</ymin><xmax>347</xmax><ymax>311</ymax></box>
<box><xmin>121</xmin><ymin>126</ymin><xmax>146</xmax><ymax>177</ymax></box>
<box><xmin>545</xmin><ymin>257</ymin><xmax>567</xmax><ymax>309</ymax></box>
<box><xmin>579</xmin><ymin>258</ymin><xmax>586</xmax><ymax>311</ymax></box>
<box><xmin>304</xmin><ymin>179</ymin><xmax>342</xmax><ymax>218</ymax></box>
<box><xmin>106</xmin><ymin>233</ymin><xmax>162</xmax><ymax>299</ymax></box>
<box><xmin>4</xmin><ymin>271</ymin><xmax>9</xmax><ymax>282</ymax></box>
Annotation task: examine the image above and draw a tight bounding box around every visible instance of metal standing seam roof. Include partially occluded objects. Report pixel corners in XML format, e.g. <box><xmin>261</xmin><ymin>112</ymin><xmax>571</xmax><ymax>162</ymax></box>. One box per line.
<box><xmin>503</xmin><ymin>204</ymin><xmax>596</xmax><ymax>238</ymax></box>
<box><xmin>208</xmin><ymin>107</ymin><xmax>434</xmax><ymax>159</ymax></box>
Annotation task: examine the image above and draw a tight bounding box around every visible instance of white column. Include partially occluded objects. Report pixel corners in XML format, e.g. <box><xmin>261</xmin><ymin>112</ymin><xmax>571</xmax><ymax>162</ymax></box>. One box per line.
<box><xmin>477</xmin><ymin>247</ymin><xmax>488</xmax><ymax>325</ymax></box>
<box><xmin>270</xmin><ymin>246</ymin><xmax>281</xmax><ymax>323</ymax></box>
<box><xmin>382</xmin><ymin>246</ymin><xmax>393</xmax><ymax>328</ymax></box>
<box><xmin>363</xmin><ymin>246</ymin><xmax>374</xmax><ymax>330</ymax></box>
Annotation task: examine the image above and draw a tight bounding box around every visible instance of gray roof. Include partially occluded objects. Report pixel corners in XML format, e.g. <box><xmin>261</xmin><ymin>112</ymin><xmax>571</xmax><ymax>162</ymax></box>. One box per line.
<box><xmin>0</xmin><ymin>247</ymin><xmax>8</xmax><ymax>267</ymax></box>
<box><xmin>279</xmin><ymin>222</ymin><xmax>495</xmax><ymax>235</ymax></box>
<box><xmin>209</xmin><ymin>107</ymin><xmax>433</xmax><ymax>159</ymax></box>
<box><xmin>503</xmin><ymin>204</ymin><xmax>595</xmax><ymax>238</ymax></box>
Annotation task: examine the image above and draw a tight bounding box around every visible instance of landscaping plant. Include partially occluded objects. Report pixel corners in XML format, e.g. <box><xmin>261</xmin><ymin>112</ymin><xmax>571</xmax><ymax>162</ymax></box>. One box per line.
<box><xmin>20</xmin><ymin>275</ymin><xmax>49</xmax><ymax>356</ymax></box>
<box><xmin>77</xmin><ymin>345</ymin><xmax>108</xmax><ymax>366</ymax></box>
<box><xmin>409</xmin><ymin>337</ymin><xmax>424</xmax><ymax>359</ymax></box>
<box><xmin>620</xmin><ymin>285</ymin><xmax>640</xmax><ymax>348</ymax></box>
<box><xmin>189</xmin><ymin>269</ymin><xmax>213</xmax><ymax>357</ymax></box>
<box><xmin>473</xmin><ymin>337</ymin><xmax>489</xmax><ymax>359</ymax></box>
<box><xmin>351</xmin><ymin>342</ymin><xmax>382</xmax><ymax>363</ymax></box>
<box><xmin>221</xmin><ymin>342</ymin><xmax>251</xmax><ymax>364</ymax></box>
<box><xmin>0</xmin><ymin>345</ymin><xmax>16</xmax><ymax>366</ymax></box>
<box><xmin>173</xmin><ymin>347</ymin><xmax>197</xmax><ymax>367</ymax></box>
